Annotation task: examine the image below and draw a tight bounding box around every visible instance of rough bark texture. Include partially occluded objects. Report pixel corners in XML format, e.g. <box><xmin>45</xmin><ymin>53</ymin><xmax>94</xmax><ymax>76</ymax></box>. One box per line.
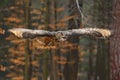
<box><xmin>110</xmin><ymin>0</ymin><xmax>120</xmax><ymax>80</ymax></box>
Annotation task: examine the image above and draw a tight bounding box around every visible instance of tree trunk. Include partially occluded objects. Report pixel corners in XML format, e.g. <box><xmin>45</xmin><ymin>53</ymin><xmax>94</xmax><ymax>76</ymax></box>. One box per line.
<box><xmin>24</xmin><ymin>0</ymin><xmax>32</xmax><ymax>80</ymax></box>
<box><xmin>91</xmin><ymin>1</ymin><xmax>112</xmax><ymax>80</ymax></box>
<box><xmin>110</xmin><ymin>0</ymin><xmax>120</xmax><ymax>80</ymax></box>
<box><xmin>63</xmin><ymin>0</ymin><xmax>80</xmax><ymax>80</ymax></box>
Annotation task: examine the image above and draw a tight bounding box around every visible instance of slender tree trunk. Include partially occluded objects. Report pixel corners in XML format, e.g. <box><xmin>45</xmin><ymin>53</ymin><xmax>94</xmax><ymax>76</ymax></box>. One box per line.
<box><xmin>92</xmin><ymin>1</ymin><xmax>112</xmax><ymax>80</ymax></box>
<box><xmin>48</xmin><ymin>0</ymin><xmax>59</xmax><ymax>80</ymax></box>
<box><xmin>88</xmin><ymin>41</ymin><xmax>95</xmax><ymax>80</ymax></box>
<box><xmin>23</xmin><ymin>0</ymin><xmax>32</xmax><ymax>80</ymax></box>
<box><xmin>63</xmin><ymin>0</ymin><xmax>79</xmax><ymax>80</ymax></box>
<box><xmin>42</xmin><ymin>0</ymin><xmax>50</xmax><ymax>80</ymax></box>
<box><xmin>96</xmin><ymin>40</ymin><xmax>109</xmax><ymax>80</ymax></box>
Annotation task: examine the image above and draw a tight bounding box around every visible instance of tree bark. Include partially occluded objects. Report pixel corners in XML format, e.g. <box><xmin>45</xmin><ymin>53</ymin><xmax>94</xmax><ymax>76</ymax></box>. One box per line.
<box><xmin>24</xmin><ymin>0</ymin><xmax>32</xmax><ymax>80</ymax></box>
<box><xmin>110</xmin><ymin>0</ymin><xmax>120</xmax><ymax>80</ymax></box>
<box><xmin>63</xmin><ymin>0</ymin><xmax>79</xmax><ymax>80</ymax></box>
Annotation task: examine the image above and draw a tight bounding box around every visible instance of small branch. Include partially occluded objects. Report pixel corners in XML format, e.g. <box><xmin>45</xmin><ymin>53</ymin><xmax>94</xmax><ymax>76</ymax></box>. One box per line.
<box><xmin>76</xmin><ymin>0</ymin><xmax>85</xmax><ymax>19</ymax></box>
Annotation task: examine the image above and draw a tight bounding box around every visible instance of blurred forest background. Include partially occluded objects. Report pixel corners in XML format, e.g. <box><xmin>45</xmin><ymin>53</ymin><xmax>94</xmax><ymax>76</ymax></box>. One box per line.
<box><xmin>0</xmin><ymin>0</ymin><xmax>120</xmax><ymax>80</ymax></box>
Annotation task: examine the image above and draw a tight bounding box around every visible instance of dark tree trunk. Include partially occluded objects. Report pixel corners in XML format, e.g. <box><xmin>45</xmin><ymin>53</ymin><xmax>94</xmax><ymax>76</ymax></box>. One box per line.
<box><xmin>91</xmin><ymin>0</ymin><xmax>112</xmax><ymax>80</ymax></box>
<box><xmin>96</xmin><ymin>40</ymin><xmax>109</xmax><ymax>80</ymax></box>
<box><xmin>110</xmin><ymin>0</ymin><xmax>120</xmax><ymax>80</ymax></box>
<box><xmin>63</xmin><ymin>0</ymin><xmax>80</xmax><ymax>80</ymax></box>
<box><xmin>24</xmin><ymin>0</ymin><xmax>32</xmax><ymax>80</ymax></box>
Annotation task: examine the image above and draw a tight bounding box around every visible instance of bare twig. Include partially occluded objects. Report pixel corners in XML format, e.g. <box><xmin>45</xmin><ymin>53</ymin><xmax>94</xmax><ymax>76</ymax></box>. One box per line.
<box><xmin>76</xmin><ymin>0</ymin><xmax>85</xmax><ymax>19</ymax></box>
